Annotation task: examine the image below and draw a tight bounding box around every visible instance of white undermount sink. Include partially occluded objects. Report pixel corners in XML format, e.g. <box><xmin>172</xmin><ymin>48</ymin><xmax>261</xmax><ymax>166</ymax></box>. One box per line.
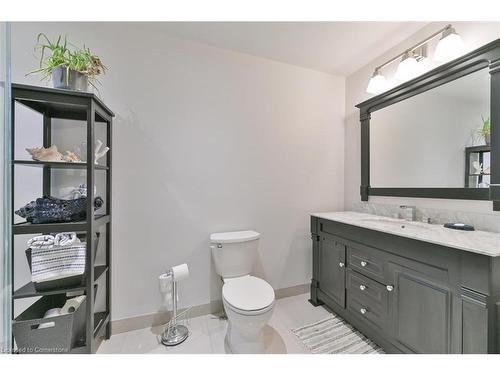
<box><xmin>360</xmin><ymin>217</ymin><xmax>432</xmax><ymax>231</ymax></box>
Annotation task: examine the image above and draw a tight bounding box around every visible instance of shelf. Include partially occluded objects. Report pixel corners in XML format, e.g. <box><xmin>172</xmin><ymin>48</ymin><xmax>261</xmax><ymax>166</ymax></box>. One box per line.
<box><xmin>465</xmin><ymin>145</ymin><xmax>491</xmax><ymax>153</ymax></box>
<box><xmin>13</xmin><ymin>281</ymin><xmax>86</xmax><ymax>300</ymax></box>
<box><xmin>13</xmin><ymin>265</ymin><xmax>108</xmax><ymax>299</ymax></box>
<box><xmin>13</xmin><ymin>214</ymin><xmax>110</xmax><ymax>235</ymax></box>
<box><xmin>13</xmin><ymin>83</ymin><xmax>114</xmax><ymax>122</ymax></box>
<box><xmin>11</xmin><ymin>83</ymin><xmax>113</xmax><ymax>354</ymax></box>
<box><xmin>93</xmin><ymin>312</ymin><xmax>110</xmax><ymax>338</ymax></box>
<box><xmin>14</xmin><ymin>160</ymin><xmax>108</xmax><ymax>170</ymax></box>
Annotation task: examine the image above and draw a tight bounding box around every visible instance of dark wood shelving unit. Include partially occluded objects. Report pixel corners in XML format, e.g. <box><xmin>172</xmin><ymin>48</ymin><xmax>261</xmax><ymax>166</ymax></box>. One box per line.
<box><xmin>10</xmin><ymin>84</ymin><xmax>114</xmax><ymax>354</ymax></box>
<box><xmin>465</xmin><ymin>145</ymin><xmax>491</xmax><ymax>188</ymax></box>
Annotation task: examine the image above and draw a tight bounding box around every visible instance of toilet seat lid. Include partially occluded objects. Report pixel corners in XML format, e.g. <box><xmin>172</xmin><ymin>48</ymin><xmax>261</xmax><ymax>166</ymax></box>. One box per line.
<box><xmin>223</xmin><ymin>276</ymin><xmax>275</xmax><ymax>311</ymax></box>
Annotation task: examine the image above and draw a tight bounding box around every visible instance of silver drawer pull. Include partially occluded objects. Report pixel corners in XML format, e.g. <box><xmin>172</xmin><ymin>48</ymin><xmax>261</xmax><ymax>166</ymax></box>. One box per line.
<box><xmin>360</xmin><ymin>261</ymin><xmax>368</xmax><ymax>267</ymax></box>
<box><xmin>360</xmin><ymin>308</ymin><xmax>367</xmax><ymax>315</ymax></box>
<box><xmin>386</xmin><ymin>285</ymin><xmax>394</xmax><ymax>292</ymax></box>
<box><xmin>359</xmin><ymin>284</ymin><xmax>366</xmax><ymax>291</ymax></box>
<box><xmin>339</xmin><ymin>262</ymin><xmax>345</xmax><ymax>268</ymax></box>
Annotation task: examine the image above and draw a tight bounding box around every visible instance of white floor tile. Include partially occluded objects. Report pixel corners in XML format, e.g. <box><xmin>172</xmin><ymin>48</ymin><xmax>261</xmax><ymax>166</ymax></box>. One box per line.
<box><xmin>206</xmin><ymin>314</ymin><xmax>229</xmax><ymax>354</ymax></box>
<box><xmin>96</xmin><ymin>332</ymin><xmax>127</xmax><ymax>354</ymax></box>
<box><xmin>97</xmin><ymin>293</ymin><xmax>329</xmax><ymax>354</ymax></box>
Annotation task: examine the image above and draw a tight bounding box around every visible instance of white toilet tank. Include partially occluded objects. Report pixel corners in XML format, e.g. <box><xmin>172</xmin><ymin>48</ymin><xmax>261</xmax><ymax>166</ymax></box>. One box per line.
<box><xmin>210</xmin><ymin>230</ymin><xmax>260</xmax><ymax>278</ymax></box>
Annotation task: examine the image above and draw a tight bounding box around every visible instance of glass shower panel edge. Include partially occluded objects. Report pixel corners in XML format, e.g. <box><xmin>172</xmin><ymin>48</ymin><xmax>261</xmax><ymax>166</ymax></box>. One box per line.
<box><xmin>1</xmin><ymin>21</ymin><xmax>12</xmax><ymax>354</ymax></box>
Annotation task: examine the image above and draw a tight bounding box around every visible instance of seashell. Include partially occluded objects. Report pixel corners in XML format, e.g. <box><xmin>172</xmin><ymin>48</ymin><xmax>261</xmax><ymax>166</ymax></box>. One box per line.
<box><xmin>26</xmin><ymin>145</ymin><xmax>63</xmax><ymax>162</ymax></box>
<box><xmin>62</xmin><ymin>151</ymin><xmax>83</xmax><ymax>163</ymax></box>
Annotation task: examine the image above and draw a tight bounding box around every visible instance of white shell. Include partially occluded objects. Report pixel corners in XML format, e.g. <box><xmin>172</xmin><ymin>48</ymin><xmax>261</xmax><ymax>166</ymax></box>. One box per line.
<box><xmin>26</xmin><ymin>145</ymin><xmax>63</xmax><ymax>162</ymax></box>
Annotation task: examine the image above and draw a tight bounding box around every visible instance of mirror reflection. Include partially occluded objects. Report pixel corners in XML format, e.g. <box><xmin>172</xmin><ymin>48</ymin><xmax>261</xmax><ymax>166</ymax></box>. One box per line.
<box><xmin>370</xmin><ymin>68</ymin><xmax>490</xmax><ymax>188</ymax></box>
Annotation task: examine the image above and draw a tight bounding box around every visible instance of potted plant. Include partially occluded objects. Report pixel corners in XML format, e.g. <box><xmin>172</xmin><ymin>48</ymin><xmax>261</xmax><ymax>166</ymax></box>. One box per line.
<box><xmin>478</xmin><ymin>115</ymin><xmax>491</xmax><ymax>146</ymax></box>
<box><xmin>27</xmin><ymin>33</ymin><xmax>106</xmax><ymax>92</ymax></box>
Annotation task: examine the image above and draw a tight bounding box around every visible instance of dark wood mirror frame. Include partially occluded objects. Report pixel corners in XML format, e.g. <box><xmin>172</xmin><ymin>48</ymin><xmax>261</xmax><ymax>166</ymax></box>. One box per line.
<box><xmin>356</xmin><ymin>38</ymin><xmax>500</xmax><ymax>211</ymax></box>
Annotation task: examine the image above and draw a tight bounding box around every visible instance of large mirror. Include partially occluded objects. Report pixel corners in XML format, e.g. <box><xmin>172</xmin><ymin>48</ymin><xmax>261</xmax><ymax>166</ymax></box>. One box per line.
<box><xmin>370</xmin><ymin>68</ymin><xmax>490</xmax><ymax>189</ymax></box>
<box><xmin>357</xmin><ymin>39</ymin><xmax>500</xmax><ymax>209</ymax></box>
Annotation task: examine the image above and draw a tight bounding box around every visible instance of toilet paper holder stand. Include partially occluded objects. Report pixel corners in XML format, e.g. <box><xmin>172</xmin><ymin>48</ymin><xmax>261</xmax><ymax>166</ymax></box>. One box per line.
<box><xmin>160</xmin><ymin>269</ymin><xmax>189</xmax><ymax>346</ymax></box>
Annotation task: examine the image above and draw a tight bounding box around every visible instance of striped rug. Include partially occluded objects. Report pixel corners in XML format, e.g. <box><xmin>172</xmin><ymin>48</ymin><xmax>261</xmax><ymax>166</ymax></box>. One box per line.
<box><xmin>291</xmin><ymin>315</ymin><xmax>385</xmax><ymax>354</ymax></box>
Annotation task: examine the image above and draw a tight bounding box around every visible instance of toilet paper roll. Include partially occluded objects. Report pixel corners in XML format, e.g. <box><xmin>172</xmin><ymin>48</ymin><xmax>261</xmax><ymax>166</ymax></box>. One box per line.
<box><xmin>38</xmin><ymin>308</ymin><xmax>62</xmax><ymax>329</ymax></box>
<box><xmin>158</xmin><ymin>273</ymin><xmax>180</xmax><ymax>311</ymax></box>
<box><xmin>44</xmin><ymin>308</ymin><xmax>62</xmax><ymax>318</ymax></box>
<box><xmin>158</xmin><ymin>273</ymin><xmax>172</xmax><ymax>293</ymax></box>
<box><xmin>171</xmin><ymin>263</ymin><xmax>189</xmax><ymax>281</ymax></box>
<box><xmin>60</xmin><ymin>295</ymin><xmax>86</xmax><ymax>315</ymax></box>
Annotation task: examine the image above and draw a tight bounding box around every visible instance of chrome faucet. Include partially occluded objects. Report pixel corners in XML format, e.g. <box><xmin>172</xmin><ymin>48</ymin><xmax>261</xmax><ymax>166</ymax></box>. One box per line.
<box><xmin>399</xmin><ymin>205</ymin><xmax>416</xmax><ymax>221</ymax></box>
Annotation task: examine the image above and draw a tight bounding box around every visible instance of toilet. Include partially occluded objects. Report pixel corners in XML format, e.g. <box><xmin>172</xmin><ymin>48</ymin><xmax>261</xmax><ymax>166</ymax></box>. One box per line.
<box><xmin>210</xmin><ymin>230</ymin><xmax>275</xmax><ymax>354</ymax></box>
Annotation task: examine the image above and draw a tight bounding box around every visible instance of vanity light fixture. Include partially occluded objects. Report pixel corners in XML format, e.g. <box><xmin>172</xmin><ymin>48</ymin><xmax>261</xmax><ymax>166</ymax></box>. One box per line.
<box><xmin>366</xmin><ymin>68</ymin><xmax>388</xmax><ymax>95</ymax></box>
<box><xmin>434</xmin><ymin>25</ymin><xmax>465</xmax><ymax>62</ymax></box>
<box><xmin>395</xmin><ymin>50</ymin><xmax>420</xmax><ymax>81</ymax></box>
<box><xmin>366</xmin><ymin>24</ymin><xmax>465</xmax><ymax>95</ymax></box>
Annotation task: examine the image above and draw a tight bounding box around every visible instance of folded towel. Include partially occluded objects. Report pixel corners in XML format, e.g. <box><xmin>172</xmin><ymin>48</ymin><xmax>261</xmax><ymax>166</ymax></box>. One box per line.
<box><xmin>27</xmin><ymin>235</ymin><xmax>55</xmax><ymax>250</ymax></box>
<box><xmin>31</xmin><ymin>242</ymin><xmax>86</xmax><ymax>283</ymax></box>
<box><xmin>54</xmin><ymin>232</ymin><xmax>80</xmax><ymax>247</ymax></box>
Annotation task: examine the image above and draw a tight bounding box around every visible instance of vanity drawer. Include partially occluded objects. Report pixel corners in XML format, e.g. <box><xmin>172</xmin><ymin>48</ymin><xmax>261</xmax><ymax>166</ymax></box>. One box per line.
<box><xmin>348</xmin><ymin>244</ymin><xmax>388</xmax><ymax>283</ymax></box>
<box><xmin>347</xmin><ymin>269</ymin><xmax>387</xmax><ymax>306</ymax></box>
<box><xmin>347</xmin><ymin>291</ymin><xmax>386</xmax><ymax>332</ymax></box>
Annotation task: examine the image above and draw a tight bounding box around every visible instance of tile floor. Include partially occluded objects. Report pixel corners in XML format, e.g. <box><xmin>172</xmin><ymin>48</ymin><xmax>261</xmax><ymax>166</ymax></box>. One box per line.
<box><xmin>97</xmin><ymin>293</ymin><xmax>331</xmax><ymax>354</ymax></box>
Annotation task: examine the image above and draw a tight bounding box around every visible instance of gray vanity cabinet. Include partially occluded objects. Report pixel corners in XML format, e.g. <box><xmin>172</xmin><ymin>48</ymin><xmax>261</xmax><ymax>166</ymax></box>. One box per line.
<box><xmin>317</xmin><ymin>234</ymin><xmax>346</xmax><ymax>308</ymax></box>
<box><xmin>310</xmin><ymin>216</ymin><xmax>500</xmax><ymax>354</ymax></box>
<box><xmin>387</xmin><ymin>262</ymin><xmax>455</xmax><ymax>353</ymax></box>
<box><xmin>461</xmin><ymin>292</ymin><xmax>489</xmax><ymax>354</ymax></box>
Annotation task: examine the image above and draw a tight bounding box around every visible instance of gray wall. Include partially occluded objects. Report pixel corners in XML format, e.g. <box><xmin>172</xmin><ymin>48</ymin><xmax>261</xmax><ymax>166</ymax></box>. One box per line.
<box><xmin>345</xmin><ymin>21</ymin><xmax>500</xmax><ymax>214</ymax></box>
<box><xmin>10</xmin><ymin>23</ymin><xmax>346</xmax><ymax>321</ymax></box>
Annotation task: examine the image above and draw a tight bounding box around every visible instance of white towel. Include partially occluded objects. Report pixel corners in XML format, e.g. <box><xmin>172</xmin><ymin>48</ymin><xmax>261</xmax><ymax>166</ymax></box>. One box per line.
<box><xmin>31</xmin><ymin>242</ymin><xmax>86</xmax><ymax>283</ymax></box>
<box><xmin>54</xmin><ymin>232</ymin><xmax>80</xmax><ymax>247</ymax></box>
<box><xmin>27</xmin><ymin>235</ymin><xmax>55</xmax><ymax>250</ymax></box>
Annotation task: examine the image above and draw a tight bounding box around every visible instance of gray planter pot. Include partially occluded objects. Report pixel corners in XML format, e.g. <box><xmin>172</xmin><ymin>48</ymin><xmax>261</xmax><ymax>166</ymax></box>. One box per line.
<box><xmin>485</xmin><ymin>133</ymin><xmax>491</xmax><ymax>146</ymax></box>
<box><xmin>52</xmin><ymin>66</ymin><xmax>88</xmax><ymax>91</ymax></box>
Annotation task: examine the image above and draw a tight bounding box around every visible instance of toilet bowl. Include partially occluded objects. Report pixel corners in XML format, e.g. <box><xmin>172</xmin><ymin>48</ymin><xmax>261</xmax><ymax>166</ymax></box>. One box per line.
<box><xmin>210</xmin><ymin>230</ymin><xmax>276</xmax><ymax>354</ymax></box>
<box><xmin>222</xmin><ymin>275</ymin><xmax>275</xmax><ymax>353</ymax></box>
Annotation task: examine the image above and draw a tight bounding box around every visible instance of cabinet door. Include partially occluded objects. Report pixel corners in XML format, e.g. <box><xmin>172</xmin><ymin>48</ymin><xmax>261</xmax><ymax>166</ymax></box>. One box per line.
<box><xmin>389</xmin><ymin>263</ymin><xmax>452</xmax><ymax>353</ymax></box>
<box><xmin>318</xmin><ymin>235</ymin><xmax>346</xmax><ymax>308</ymax></box>
<box><xmin>462</xmin><ymin>293</ymin><xmax>488</xmax><ymax>354</ymax></box>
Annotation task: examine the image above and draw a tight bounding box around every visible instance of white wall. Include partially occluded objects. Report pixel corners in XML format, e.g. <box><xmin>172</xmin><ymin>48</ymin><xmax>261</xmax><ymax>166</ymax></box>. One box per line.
<box><xmin>345</xmin><ymin>22</ymin><xmax>500</xmax><ymax>213</ymax></box>
<box><xmin>10</xmin><ymin>22</ymin><xmax>345</xmax><ymax>321</ymax></box>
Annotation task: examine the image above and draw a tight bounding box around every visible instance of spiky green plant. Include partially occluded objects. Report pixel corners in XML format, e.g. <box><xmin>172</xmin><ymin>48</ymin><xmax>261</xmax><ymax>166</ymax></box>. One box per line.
<box><xmin>27</xmin><ymin>33</ymin><xmax>106</xmax><ymax>87</ymax></box>
<box><xmin>27</xmin><ymin>33</ymin><xmax>70</xmax><ymax>80</ymax></box>
<box><xmin>478</xmin><ymin>115</ymin><xmax>491</xmax><ymax>138</ymax></box>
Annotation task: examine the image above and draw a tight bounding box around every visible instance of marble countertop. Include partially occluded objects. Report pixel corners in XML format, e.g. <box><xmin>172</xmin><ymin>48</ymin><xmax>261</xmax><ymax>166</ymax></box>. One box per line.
<box><xmin>312</xmin><ymin>211</ymin><xmax>500</xmax><ymax>257</ymax></box>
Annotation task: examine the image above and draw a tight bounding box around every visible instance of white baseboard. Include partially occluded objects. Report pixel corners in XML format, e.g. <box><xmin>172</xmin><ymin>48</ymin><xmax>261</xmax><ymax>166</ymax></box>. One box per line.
<box><xmin>111</xmin><ymin>283</ymin><xmax>309</xmax><ymax>335</ymax></box>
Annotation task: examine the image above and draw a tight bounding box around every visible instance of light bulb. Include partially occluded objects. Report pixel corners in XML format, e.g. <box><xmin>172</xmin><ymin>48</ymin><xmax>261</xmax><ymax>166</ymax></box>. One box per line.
<box><xmin>434</xmin><ymin>27</ymin><xmax>465</xmax><ymax>62</ymax></box>
<box><xmin>366</xmin><ymin>70</ymin><xmax>388</xmax><ymax>95</ymax></box>
<box><xmin>395</xmin><ymin>51</ymin><xmax>420</xmax><ymax>81</ymax></box>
